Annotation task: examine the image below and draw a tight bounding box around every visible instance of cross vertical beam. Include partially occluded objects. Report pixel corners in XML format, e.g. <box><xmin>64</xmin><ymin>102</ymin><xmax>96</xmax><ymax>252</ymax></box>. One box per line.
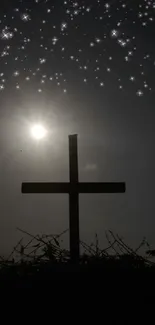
<box><xmin>69</xmin><ymin>134</ymin><xmax>80</xmax><ymax>262</ymax></box>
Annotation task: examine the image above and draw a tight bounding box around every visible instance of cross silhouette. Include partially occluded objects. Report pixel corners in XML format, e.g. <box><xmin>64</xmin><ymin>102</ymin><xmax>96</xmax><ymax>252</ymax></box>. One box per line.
<box><xmin>22</xmin><ymin>134</ymin><xmax>126</xmax><ymax>262</ymax></box>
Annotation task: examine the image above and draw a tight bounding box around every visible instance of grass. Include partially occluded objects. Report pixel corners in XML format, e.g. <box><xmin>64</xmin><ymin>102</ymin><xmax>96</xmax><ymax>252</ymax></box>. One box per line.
<box><xmin>0</xmin><ymin>228</ymin><xmax>155</xmax><ymax>288</ymax></box>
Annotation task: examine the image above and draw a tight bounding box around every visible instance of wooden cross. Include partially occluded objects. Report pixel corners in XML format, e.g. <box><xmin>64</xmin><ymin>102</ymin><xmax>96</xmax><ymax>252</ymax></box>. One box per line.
<box><xmin>22</xmin><ymin>134</ymin><xmax>126</xmax><ymax>262</ymax></box>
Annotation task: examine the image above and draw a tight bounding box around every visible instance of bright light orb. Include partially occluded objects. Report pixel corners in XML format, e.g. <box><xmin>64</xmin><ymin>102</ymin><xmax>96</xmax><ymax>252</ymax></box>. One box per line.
<box><xmin>31</xmin><ymin>124</ymin><xmax>47</xmax><ymax>140</ymax></box>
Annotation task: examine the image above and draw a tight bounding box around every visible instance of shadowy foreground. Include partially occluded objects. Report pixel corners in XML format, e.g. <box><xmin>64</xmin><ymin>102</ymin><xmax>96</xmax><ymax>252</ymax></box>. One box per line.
<box><xmin>1</xmin><ymin>229</ymin><xmax>155</xmax><ymax>292</ymax></box>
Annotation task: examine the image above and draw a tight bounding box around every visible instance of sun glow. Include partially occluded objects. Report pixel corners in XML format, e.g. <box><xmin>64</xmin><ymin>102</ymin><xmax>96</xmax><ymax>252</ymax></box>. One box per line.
<box><xmin>31</xmin><ymin>124</ymin><xmax>47</xmax><ymax>140</ymax></box>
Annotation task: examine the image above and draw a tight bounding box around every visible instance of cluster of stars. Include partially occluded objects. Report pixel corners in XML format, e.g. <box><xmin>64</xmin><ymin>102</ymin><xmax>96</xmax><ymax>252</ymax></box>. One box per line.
<box><xmin>0</xmin><ymin>0</ymin><xmax>154</xmax><ymax>97</ymax></box>
<box><xmin>1</xmin><ymin>28</ymin><xmax>14</xmax><ymax>40</ymax></box>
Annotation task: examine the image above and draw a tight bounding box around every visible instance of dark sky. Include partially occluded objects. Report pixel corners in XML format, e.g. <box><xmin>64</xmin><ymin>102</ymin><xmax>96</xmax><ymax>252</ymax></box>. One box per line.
<box><xmin>0</xmin><ymin>0</ymin><xmax>155</xmax><ymax>254</ymax></box>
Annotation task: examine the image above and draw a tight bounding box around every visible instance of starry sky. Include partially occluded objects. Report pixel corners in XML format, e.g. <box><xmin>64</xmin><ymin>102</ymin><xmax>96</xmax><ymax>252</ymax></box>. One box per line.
<box><xmin>0</xmin><ymin>0</ymin><xmax>155</xmax><ymax>254</ymax></box>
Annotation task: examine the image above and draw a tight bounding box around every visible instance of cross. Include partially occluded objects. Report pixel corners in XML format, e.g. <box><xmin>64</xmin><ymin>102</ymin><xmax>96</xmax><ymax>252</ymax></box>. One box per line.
<box><xmin>22</xmin><ymin>134</ymin><xmax>126</xmax><ymax>262</ymax></box>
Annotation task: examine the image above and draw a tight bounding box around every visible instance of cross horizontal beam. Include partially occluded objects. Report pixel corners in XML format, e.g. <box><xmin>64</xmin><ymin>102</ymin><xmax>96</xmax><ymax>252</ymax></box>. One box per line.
<box><xmin>22</xmin><ymin>182</ymin><xmax>126</xmax><ymax>194</ymax></box>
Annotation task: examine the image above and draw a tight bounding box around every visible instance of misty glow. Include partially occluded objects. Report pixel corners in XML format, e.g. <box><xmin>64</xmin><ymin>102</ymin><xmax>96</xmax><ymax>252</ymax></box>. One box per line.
<box><xmin>31</xmin><ymin>124</ymin><xmax>47</xmax><ymax>140</ymax></box>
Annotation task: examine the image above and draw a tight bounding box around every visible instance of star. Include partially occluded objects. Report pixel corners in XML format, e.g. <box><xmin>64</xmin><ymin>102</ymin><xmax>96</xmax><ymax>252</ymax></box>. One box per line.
<box><xmin>136</xmin><ymin>90</ymin><xmax>143</xmax><ymax>96</ymax></box>
<box><xmin>111</xmin><ymin>29</ymin><xmax>119</xmax><ymax>38</ymax></box>
<box><xmin>1</xmin><ymin>30</ymin><xmax>14</xmax><ymax>40</ymax></box>
<box><xmin>13</xmin><ymin>71</ymin><xmax>20</xmax><ymax>77</ymax></box>
<box><xmin>21</xmin><ymin>14</ymin><xmax>30</xmax><ymax>22</ymax></box>
<box><xmin>130</xmin><ymin>76</ymin><xmax>135</xmax><ymax>81</ymax></box>
<box><xmin>0</xmin><ymin>84</ymin><xmax>4</xmax><ymax>90</ymax></box>
<box><xmin>39</xmin><ymin>58</ymin><xmax>46</xmax><ymax>64</ymax></box>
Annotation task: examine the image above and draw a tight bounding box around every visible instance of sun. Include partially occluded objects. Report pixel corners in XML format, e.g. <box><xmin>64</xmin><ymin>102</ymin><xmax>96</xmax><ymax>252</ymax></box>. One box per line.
<box><xmin>31</xmin><ymin>124</ymin><xmax>47</xmax><ymax>140</ymax></box>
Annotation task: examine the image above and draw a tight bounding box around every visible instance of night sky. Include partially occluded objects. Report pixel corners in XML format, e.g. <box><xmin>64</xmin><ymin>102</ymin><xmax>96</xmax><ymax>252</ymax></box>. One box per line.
<box><xmin>0</xmin><ymin>0</ymin><xmax>155</xmax><ymax>254</ymax></box>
